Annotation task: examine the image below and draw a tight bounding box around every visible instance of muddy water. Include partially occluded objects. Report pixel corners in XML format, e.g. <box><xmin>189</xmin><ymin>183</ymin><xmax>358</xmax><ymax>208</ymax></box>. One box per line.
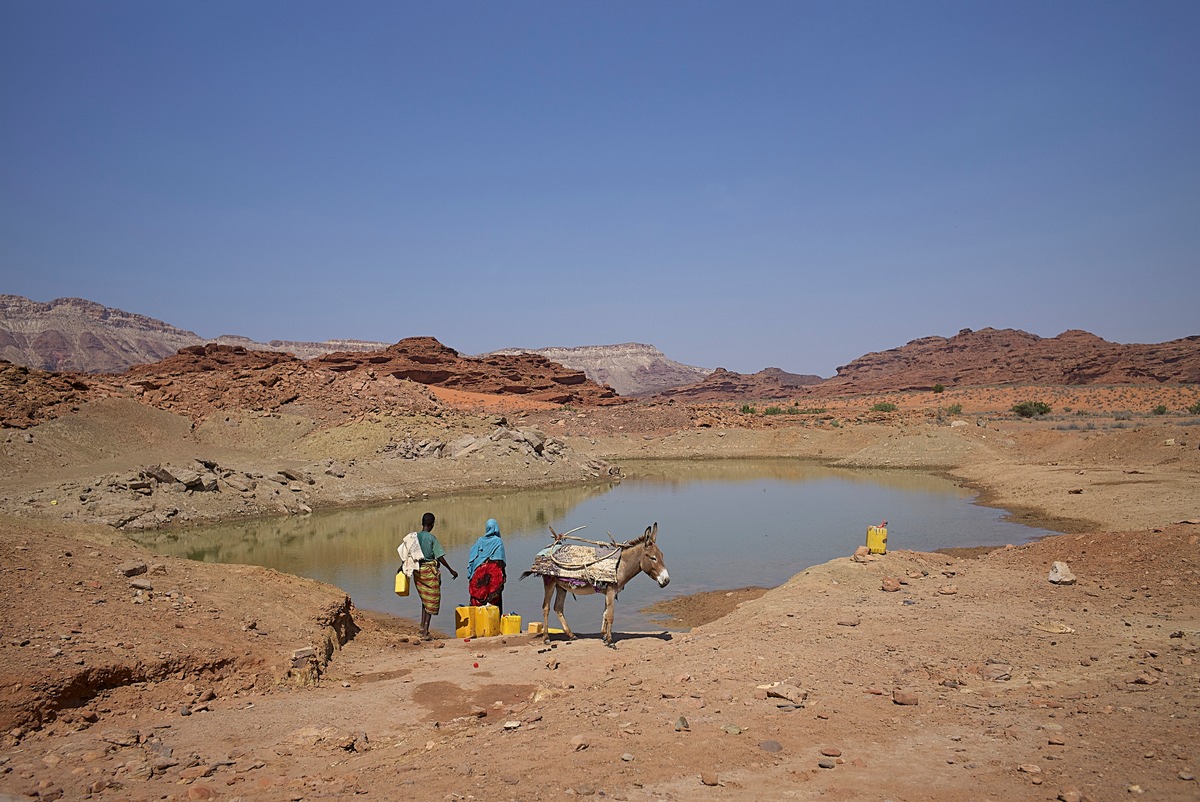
<box><xmin>128</xmin><ymin>459</ymin><xmax>1058</xmax><ymax>635</ymax></box>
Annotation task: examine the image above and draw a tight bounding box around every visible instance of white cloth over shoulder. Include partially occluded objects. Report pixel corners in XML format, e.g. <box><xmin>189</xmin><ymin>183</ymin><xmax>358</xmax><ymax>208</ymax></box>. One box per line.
<box><xmin>396</xmin><ymin>531</ymin><xmax>422</xmax><ymax>576</ymax></box>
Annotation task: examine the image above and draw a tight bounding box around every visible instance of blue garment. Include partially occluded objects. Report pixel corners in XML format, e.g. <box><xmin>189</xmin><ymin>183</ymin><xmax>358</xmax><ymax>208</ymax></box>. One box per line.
<box><xmin>467</xmin><ymin>518</ymin><xmax>506</xmax><ymax>579</ymax></box>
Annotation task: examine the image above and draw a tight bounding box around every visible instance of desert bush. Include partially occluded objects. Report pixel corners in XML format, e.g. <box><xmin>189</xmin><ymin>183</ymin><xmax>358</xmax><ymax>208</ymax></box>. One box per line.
<box><xmin>871</xmin><ymin>402</ymin><xmax>898</xmax><ymax>413</ymax></box>
<box><xmin>1114</xmin><ymin>410</ymin><xmax>1133</xmax><ymax>421</ymax></box>
<box><xmin>1189</xmin><ymin>401</ymin><xmax>1200</xmax><ymax>415</ymax></box>
<box><xmin>1011</xmin><ymin>401</ymin><xmax>1052</xmax><ymax>418</ymax></box>
<box><xmin>796</xmin><ymin>407</ymin><xmax>827</xmax><ymax>414</ymax></box>
<box><xmin>947</xmin><ymin>403</ymin><xmax>962</xmax><ymax>416</ymax></box>
<box><xmin>764</xmin><ymin>406</ymin><xmax>784</xmax><ymax>415</ymax></box>
<box><xmin>1152</xmin><ymin>404</ymin><xmax>1168</xmax><ymax>415</ymax></box>
<box><xmin>739</xmin><ymin>404</ymin><xmax>755</xmax><ymax>414</ymax></box>
<box><xmin>932</xmin><ymin>383</ymin><xmax>945</xmax><ymax>394</ymax></box>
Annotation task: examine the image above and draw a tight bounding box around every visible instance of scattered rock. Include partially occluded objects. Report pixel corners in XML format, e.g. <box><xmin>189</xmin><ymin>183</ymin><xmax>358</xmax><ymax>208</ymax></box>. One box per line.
<box><xmin>1048</xmin><ymin>561</ymin><xmax>1077</xmax><ymax>585</ymax></box>
<box><xmin>116</xmin><ymin>561</ymin><xmax>147</xmax><ymax>577</ymax></box>
<box><xmin>892</xmin><ymin>690</ymin><xmax>919</xmax><ymax>706</ymax></box>
<box><xmin>700</xmin><ymin>771</ymin><xmax>720</xmax><ymax>786</ymax></box>
<box><xmin>759</xmin><ymin>740</ymin><xmax>783</xmax><ymax>753</ymax></box>
<box><xmin>982</xmin><ymin>663</ymin><xmax>1012</xmax><ymax>682</ymax></box>
<box><xmin>766</xmin><ymin>684</ymin><xmax>808</xmax><ymax>705</ymax></box>
<box><xmin>881</xmin><ymin>576</ymin><xmax>902</xmax><ymax>592</ymax></box>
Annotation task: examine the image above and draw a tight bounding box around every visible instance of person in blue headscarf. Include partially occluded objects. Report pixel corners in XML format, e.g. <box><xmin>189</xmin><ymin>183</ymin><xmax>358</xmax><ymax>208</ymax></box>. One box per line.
<box><xmin>467</xmin><ymin>518</ymin><xmax>507</xmax><ymax>609</ymax></box>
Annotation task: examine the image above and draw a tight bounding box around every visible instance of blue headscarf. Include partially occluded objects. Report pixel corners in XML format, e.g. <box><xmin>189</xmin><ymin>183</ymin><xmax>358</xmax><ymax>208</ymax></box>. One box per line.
<box><xmin>468</xmin><ymin>518</ymin><xmax>506</xmax><ymax>579</ymax></box>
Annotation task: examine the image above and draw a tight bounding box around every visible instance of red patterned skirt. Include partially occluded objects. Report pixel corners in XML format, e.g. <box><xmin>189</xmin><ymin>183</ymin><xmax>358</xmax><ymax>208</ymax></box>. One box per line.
<box><xmin>469</xmin><ymin>561</ymin><xmax>505</xmax><ymax>607</ymax></box>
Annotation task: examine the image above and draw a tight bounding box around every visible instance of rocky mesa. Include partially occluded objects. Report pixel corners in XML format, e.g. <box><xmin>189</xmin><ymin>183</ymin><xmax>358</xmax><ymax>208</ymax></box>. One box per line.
<box><xmin>817</xmin><ymin>327</ymin><xmax>1200</xmax><ymax>394</ymax></box>
<box><xmin>487</xmin><ymin>342</ymin><xmax>712</xmax><ymax>396</ymax></box>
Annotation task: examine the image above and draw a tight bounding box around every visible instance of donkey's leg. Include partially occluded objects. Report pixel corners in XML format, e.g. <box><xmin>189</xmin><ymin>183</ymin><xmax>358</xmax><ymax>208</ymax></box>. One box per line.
<box><xmin>541</xmin><ymin>579</ymin><xmax>554</xmax><ymax>644</ymax></box>
<box><xmin>602</xmin><ymin>587</ymin><xmax>617</xmax><ymax>647</ymax></box>
<box><xmin>552</xmin><ymin>586</ymin><xmax>576</xmax><ymax>640</ymax></box>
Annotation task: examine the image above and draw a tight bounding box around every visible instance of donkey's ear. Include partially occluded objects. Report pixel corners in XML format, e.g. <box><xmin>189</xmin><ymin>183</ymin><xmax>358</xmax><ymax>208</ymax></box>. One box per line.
<box><xmin>647</xmin><ymin>522</ymin><xmax>658</xmax><ymax>541</ymax></box>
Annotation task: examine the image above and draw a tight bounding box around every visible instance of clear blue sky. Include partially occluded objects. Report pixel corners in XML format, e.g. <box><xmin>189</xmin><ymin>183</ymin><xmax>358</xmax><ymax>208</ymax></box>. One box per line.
<box><xmin>2</xmin><ymin>1</ymin><xmax>1197</xmax><ymax>376</ymax></box>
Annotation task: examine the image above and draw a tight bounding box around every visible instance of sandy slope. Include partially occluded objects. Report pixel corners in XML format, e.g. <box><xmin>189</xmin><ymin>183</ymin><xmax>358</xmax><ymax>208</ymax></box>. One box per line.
<box><xmin>1</xmin><ymin>390</ymin><xmax>1198</xmax><ymax>801</ymax></box>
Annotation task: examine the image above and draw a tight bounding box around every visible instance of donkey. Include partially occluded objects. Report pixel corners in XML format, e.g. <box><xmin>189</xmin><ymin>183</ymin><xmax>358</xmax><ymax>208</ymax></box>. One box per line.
<box><xmin>533</xmin><ymin>522</ymin><xmax>669</xmax><ymax>647</ymax></box>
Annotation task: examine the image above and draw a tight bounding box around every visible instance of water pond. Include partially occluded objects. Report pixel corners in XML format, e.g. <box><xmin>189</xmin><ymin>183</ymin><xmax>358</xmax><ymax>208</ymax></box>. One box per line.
<box><xmin>128</xmin><ymin>459</ymin><xmax>1059</xmax><ymax>634</ymax></box>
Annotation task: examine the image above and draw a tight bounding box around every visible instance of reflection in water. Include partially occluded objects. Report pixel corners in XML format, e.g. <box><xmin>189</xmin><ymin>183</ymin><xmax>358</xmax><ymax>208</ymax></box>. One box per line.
<box><xmin>128</xmin><ymin>460</ymin><xmax>1057</xmax><ymax>634</ymax></box>
<box><xmin>134</xmin><ymin>481</ymin><xmax>616</xmax><ymax>572</ymax></box>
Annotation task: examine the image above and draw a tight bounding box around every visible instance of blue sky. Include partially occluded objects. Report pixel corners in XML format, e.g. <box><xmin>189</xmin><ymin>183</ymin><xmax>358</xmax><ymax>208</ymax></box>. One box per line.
<box><xmin>2</xmin><ymin>1</ymin><xmax>1197</xmax><ymax>376</ymax></box>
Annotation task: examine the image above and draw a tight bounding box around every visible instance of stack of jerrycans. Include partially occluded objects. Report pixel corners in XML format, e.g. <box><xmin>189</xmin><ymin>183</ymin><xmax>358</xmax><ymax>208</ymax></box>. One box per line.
<box><xmin>455</xmin><ymin>605</ymin><xmax>511</xmax><ymax>638</ymax></box>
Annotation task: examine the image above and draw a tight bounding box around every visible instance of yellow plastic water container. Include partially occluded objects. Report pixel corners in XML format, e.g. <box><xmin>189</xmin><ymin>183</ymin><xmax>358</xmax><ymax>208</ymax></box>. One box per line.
<box><xmin>500</xmin><ymin>613</ymin><xmax>522</xmax><ymax>635</ymax></box>
<box><xmin>866</xmin><ymin>525</ymin><xmax>888</xmax><ymax>555</ymax></box>
<box><xmin>455</xmin><ymin>606</ymin><xmax>475</xmax><ymax>639</ymax></box>
<box><xmin>527</xmin><ymin>621</ymin><xmax>544</xmax><ymax>635</ymax></box>
<box><xmin>475</xmin><ymin>605</ymin><xmax>501</xmax><ymax>637</ymax></box>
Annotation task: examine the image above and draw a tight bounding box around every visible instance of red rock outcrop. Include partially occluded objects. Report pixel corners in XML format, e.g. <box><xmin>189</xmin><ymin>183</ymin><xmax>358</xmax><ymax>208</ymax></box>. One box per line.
<box><xmin>2</xmin><ymin>338</ymin><xmax>623</xmax><ymax>428</ymax></box>
<box><xmin>0</xmin><ymin>361</ymin><xmax>92</xmax><ymax>428</ymax></box>
<box><xmin>656</xmin><ymin>367</ymin><xmax>824</xmax><ymax>401</ymax></box>
<box><xmin>815</xmin><ymin>328</ymin><xmax>1200</xmax><ymax>394</ymax></box>
<box><xmin>486</xmin><ymin>343</ymin><xmax>712</xmax><ymax>396</ymax></box>
<box><xmin>314</xmin><ymin>337</ymin><xmax>622</xmax><ymax>405</ymax></box>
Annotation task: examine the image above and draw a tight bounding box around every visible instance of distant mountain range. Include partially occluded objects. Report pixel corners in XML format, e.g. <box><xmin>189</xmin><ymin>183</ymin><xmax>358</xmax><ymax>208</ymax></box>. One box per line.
<box><xmin>2</xmin><ymin>295</ymin><xmax>1197</xmax><ymax>399</ymax></box>
<box><xmin>0</xmin><ymin>295</ymin><xmax>390</xmax><ymax>373</ymax></box>
<box><xmin>0</xmin><ymin>295</ymin><xmax>713</xmax><ymax>396</ymax></box>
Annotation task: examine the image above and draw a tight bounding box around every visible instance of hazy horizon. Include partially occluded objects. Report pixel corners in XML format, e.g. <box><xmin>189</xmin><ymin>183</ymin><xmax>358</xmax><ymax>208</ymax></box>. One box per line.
<box><xmin>3</xmin><ymin>2</ymin><xmax>1198</xmax><ymax>376</ymax></box>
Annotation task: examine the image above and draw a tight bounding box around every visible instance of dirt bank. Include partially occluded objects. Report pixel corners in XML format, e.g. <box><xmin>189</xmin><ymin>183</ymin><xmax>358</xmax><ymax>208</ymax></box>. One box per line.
<box><xmin>1</xmin><ymin>389</ymin><xmax>1198</xmax><ymax>800</ymax></box>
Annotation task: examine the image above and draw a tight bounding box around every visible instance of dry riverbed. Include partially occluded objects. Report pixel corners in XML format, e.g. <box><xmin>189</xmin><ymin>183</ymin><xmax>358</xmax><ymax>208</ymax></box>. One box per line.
<box><xmin>1</xmin><ymin>394</ymin><xmax>1198</xmax><ymax>801</ymax></box>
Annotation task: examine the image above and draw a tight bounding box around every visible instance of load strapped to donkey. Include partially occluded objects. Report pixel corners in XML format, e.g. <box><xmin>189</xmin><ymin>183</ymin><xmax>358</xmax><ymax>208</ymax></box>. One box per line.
<box><xmin>521</xmin><ymin>523</ymin><xmax>670</xmax><ymax>647</ymax></box>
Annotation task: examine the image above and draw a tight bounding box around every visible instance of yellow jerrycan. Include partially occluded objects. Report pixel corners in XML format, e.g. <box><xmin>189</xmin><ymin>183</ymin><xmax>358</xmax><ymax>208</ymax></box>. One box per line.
<box><xmin>455</xmin><ymin>606</ymin><xmax>475</xmax><ymax>639</ymax></box>
<box><xmin>866</xmin><ymin>524</ymin><xmax>888</xmax><ymax>555</ymax></box>
<box><xmin>500</xmin><ymin>613</ymin><xmax>522</xmax><ymax>636</ymax></box>
<box><xmin>475</xmin><ymin>604</ymin><xmax>501</xmax><ymax>637</ymax></box>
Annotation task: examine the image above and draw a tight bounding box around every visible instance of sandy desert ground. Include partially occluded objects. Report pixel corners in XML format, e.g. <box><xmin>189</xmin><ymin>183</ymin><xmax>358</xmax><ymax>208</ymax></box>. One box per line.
<box><xmin>1</xmin><ymin>384</ymin><xmax>1198</xmax><ymax>801</ymax></box>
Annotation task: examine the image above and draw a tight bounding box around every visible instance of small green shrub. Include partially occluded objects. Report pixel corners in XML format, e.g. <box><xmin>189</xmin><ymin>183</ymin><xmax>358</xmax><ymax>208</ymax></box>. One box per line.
<box><xmin>1189</xmin><ymin>401</ymin><xmax>1200</xmax><ymax>415</ymax></box>
<box><xmin>947</xmin><ymin>403</ymin><xmax>962</xmax><ymax>416</ymax></box>
<box><xmin>1114</xmin><ymin>410</ymin><xmax>1133</xmax><ymax>421</ymax></box>
<box><xmin>1011</xmin><ymin>401</ymin><xmax>1051</xmax><ymax>418</ymax></box>
<box><xmin>795</xmin><ymin>407</ymin><xmax>827</xmax><ymax>414</ymax></box>
<box><xmin>1062</xmin><ymin>406</ymin><xmax>1071</xmax><ymax>413</ymax></box>
<box><xmin>1152</xmin><ymin>404</ymin><xmax>1168</xmax><ymax>415</ymax></box>
<box><xmin>871</xmin><ymin>402</ymin><xmax>898</xmax><ymax>413</ymax></box>
<box><xmin>763</xmin><ymin>406</ymin><xmax>784</xmax><ymax>415</ymax></box>
<box><xmin>932</xmin><ymin>383</ymin><xmax>945</xmax><ymax>394</ymax></box>
<box><xmin>739</xmin><ymin>404</ymin><xmax>755</xmax><ymax>414</ymax></box>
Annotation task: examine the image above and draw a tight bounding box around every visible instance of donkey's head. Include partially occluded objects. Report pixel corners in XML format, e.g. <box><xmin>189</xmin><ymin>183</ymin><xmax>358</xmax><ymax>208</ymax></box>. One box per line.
<box><xmin>635</xmin><ymin>522</ymin><xmax>670</xmax><ymax>587</ymax></box>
